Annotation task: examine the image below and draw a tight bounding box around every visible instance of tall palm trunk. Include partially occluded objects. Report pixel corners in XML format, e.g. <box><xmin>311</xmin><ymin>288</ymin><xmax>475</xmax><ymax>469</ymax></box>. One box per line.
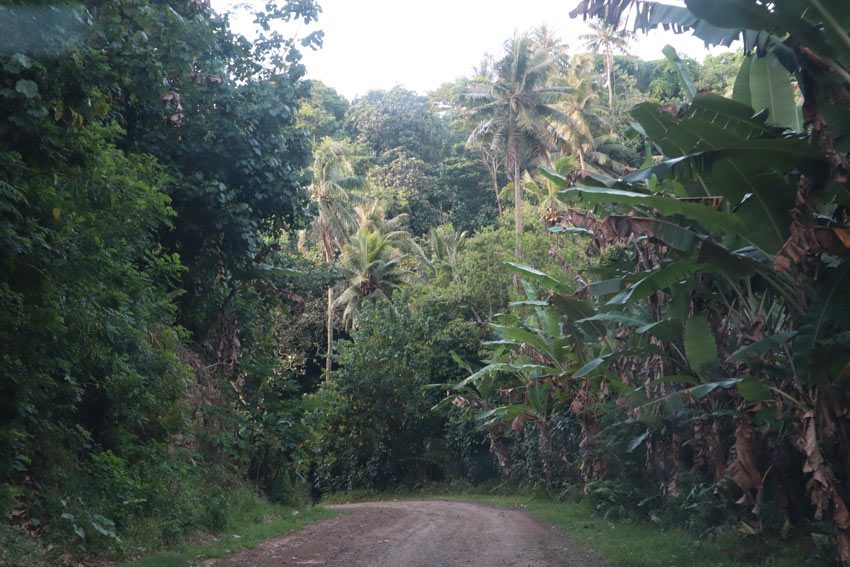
<box><xmin>605</xmin><ymin>45</ymin><xmax>614</xmax><ymax>108</ymax></box>
<box><xmin>325</xmin><ymin>286</ymin><xmax>334</xmax><ymax>380</ymax></box>
<box><xmin>513</xmin><ymin>158</ymin><xmax>524</xmax><ymax>290</ymax></box>
<box><xmin>321</xmin><ymin>225</ymin><xmax>335</xmax><ymax>382</ymax></box>
<box><xmin>514</xmin><ymin>159</ymin><xmax>522</xmax><ymax>259</ymax></box>
<box><xmin>490</xmin><ymin>156</ymin><xmax>503</xmax><ymax>216</ymax></box>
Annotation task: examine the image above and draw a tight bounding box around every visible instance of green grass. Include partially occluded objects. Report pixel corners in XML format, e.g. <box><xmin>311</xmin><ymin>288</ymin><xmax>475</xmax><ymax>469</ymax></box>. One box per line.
<box><xmin>126</xmin><ymin>503</ymin><xmax>337</xmax><ymax>567</ymax></box>
<box><xmin>125</xmin><ymin>483</ymin><xmax>823</xmax><ymax>567</ymax></box>
<box><xmin>322</xmin><ymin>487</ymin><xmax>820</xmax><ymax>567</ymax></box>
<box><xmin>469</xmin><ymin>496</ymin><xmax>814</xmax><ymax>567</ymax></box>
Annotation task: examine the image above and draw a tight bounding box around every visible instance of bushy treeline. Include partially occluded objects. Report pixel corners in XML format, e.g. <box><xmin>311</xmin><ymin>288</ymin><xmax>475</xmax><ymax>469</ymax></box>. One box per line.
<box><xmin>292</xmin><ymin>39</ymin><xmax>742</xmax><ymax>496</ymax></box>
<box><xmin>0</xmin><ymin>0</ymin><xmax>326</xmax><ymax>560</ymax></box>
<box><xmin>433</xmin><ymin>6</ymin><xmax>848</xmax><ymax>566</ymax></box>
<box><xmin>6</xmin><ymin>0</ymin><xmax>847</xmax><ymax>564</ymax></box>
<box><xmin>302</xmin><ymin>10</ymin><xmax>850</xmax><ymax>567</ymax></box>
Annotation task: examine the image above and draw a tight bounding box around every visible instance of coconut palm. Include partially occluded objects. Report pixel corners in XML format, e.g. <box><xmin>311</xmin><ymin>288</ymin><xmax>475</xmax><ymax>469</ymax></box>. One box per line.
<box><xmin>427</xmin><ymin>224</ymin><xmax>468</xmax><ymax>283</ymax></box>
<box><xmin>301</xmin><ymin>138</ymin><xmax>362</xmax><ymax>380</ymax></box>
<box><xmin>553</xmin><ymin>54</ymin><xmax>630</xmax><ymax>176</ymax></box>
<box><xmin>467</xmin><ymin>34</ymin><xmax>570</xmax><ymax>261</ymax></box>
<box><xmin>333</xmin><ymin>204</ymin><xmax>423</xmax><ymax>329</ymax></box>
<box><xmin>532</xmin><ymin>24</ymin><xmax>569</xmax><ymax>72</ymax></box>
<box><xmin>580</xmin><ymin>20</ymin><xmax>631</xmax><ymax>108</ymax></box>
<box><xmin>522</xmin><ymin>156</ymin><xmax>577</xmax><ymax>221</ymax></box>
<box><xmin>352</xmin><ymin>202</ymin><xmax>429</xmax><ymax>269</ymax></box>
<box><xmin>335</xmin><ymin>227</ymin><xmax>411</xmax><ymax>330</ymax></box>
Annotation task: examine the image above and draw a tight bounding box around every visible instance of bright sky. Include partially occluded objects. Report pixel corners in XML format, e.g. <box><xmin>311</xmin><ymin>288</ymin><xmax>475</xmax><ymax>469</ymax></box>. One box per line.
<box><xmin>211</xmin><ymin>0</ymin><xmax>728</xmax><ymax>100</ymax></box>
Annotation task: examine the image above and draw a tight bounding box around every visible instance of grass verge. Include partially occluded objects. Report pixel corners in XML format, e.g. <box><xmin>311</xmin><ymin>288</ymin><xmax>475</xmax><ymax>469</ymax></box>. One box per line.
<box><xmin>126</xmin><ymin>503</ymin><xmax>336</xmax><ymax>567</ymax></box>
<box><xmin>322</xmin><ymin>487</ymin><xmax>817</xmax><ymax>567</ymax></box>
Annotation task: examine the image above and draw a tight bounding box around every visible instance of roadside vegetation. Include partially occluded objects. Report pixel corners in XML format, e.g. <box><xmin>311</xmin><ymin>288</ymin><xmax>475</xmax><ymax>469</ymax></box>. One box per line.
<box><xmin>1</xmin><ymin>0</ymin><xmax>849</xmax><ymax>565</ymax></box>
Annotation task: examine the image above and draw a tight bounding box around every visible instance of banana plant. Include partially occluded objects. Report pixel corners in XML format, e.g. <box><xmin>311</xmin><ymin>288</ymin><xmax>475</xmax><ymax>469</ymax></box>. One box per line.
<box><xmin>435</xmin><ymin>275</ymin><xmax>592</xmax><ymax>484</ymax></box>
<box><xmin>562</xmin><ymin>2</ymin><xmax>850</xmax><ymax>560</ymax></box>
<box><xmin>543</xmin><ymin>60</ymin><xmax>850</xmax><ymax>560</ymax></box>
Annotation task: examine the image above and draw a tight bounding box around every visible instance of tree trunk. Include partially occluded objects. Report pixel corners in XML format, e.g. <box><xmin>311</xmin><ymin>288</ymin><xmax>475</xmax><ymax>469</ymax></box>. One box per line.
<box><xmin>490</xmin><ymin>156</ymin><xmax>503</xmax><ymax>216</ymax></box>
<box><xmin>488</xmin><ymin>426</ymin><xmax>513</xmax><ymax>481</ymax></box>
<box><xmin>605</xmin><ymin>45</ymin><xmax>614</xmax><ymax>108</ymax></box>
<box><xmin>538</xmin><ymin>421</ymin><xmax>554</xmax><ymax>489</ymax></box>
<box><xmin>321</xmin><ymin>223</ymin><xmax>335</xmax><ymax>382</ymax></box>
<box><xmin>514</xmin><ymin>159</ymin><xmax>522</xmax><ymax>259</ymax></box>
<box><xmin>513</xmin><ymin>160</ymin><xmax>523</xmax><ymax>290</ymax></box>
<box><xmin>578</xmin><ymin>148</ymin><xmax>586</xmax><ymax>174</ymax></box>
<box><xmin>325</xmin><ymin>285</ymin><xmax>334</xmax><ymax>381</ymax></box>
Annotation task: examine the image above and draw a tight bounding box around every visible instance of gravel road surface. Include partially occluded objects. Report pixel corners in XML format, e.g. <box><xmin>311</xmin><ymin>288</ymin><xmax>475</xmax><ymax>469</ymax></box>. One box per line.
<box><xmin>208</xmin><ymin>500</ymin><xmax>606</xmax><ymax>566</ymax></box>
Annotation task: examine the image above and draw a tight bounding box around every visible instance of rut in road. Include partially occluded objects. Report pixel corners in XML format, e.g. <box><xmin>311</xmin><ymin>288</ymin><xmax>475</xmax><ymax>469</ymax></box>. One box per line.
<box><xmin>207</xmin><ymin>500</ymin><xmax>607</xmax><ymax>567</ymax></box>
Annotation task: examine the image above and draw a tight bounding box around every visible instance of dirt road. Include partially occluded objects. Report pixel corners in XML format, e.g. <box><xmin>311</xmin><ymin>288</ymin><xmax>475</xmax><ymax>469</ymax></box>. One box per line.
<box><xmin>208</xmin><ymin>500</ymin><xmax>606</xmax><ymax>566</ymax></box>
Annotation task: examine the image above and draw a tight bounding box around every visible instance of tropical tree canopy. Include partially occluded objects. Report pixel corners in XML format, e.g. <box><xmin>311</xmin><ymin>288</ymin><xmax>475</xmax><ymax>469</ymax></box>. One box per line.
<box><xmin>467</xmin><ymin>33</ymin><xmax>571</xmax><ymax>259</ymax></box>
<box><xmin>3</xmin><ymin>1</ymin><xmax>850</xmax><ymax>564</ymax></box>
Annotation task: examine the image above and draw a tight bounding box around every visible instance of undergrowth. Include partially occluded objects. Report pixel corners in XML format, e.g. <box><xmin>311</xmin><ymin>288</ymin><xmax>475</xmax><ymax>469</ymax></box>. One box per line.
<box><xmin>0</xmin><ymin>478</ymin><xmax>333</xmax><ymax>567</ymax></box>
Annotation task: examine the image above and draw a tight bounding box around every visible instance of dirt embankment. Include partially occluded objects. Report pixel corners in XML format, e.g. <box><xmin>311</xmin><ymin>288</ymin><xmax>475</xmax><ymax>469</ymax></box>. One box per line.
<box><xmin>207</xmin><ymin>499</ymin><xmax>607</xmax><ymax>567</ymax></box>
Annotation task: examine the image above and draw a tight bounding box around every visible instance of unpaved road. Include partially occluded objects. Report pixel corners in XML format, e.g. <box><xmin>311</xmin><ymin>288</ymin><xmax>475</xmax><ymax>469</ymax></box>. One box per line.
<box><xmin>208</xmin><ymin>500</ymin><xmax>606</xmax><ymax>566</ymax></box>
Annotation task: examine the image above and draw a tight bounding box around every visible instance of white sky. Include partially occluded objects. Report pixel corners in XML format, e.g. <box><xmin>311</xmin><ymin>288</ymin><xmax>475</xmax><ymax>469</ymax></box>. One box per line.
<box><xmin>211</xmin><ymin>0</ymin><xmax>729</xmax><ymax>100</ymax></box>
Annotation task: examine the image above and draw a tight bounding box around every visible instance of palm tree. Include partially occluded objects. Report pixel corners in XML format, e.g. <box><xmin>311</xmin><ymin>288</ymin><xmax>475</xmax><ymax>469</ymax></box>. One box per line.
<box><xmin>471</xmin><ymin>53</ymin><xmax>496</xmax><ymax>82</ymax></box>
<box><xmin>580</xmin><ymin>20</ymin><xmax>631</xmax><ymax>108</ymax></box>
<box><xmin>427</xmin><ymin>224</ymin><xmax>467</xmax><ymax>283</ymax></box>
<box><xmin>532</xmin><ymin>24</ymin><xmax>569</xmax><ymax>72</ymax></box>
<box><xmin>467</xmin><ymin>34</ymin><xmax>570</xmax><ymax>261</ymax></box>
<box><xmin>554</xmin><ymin>63</ymin><xmax>598</xmax><ymax>173</ymax></box>
<box><xmin>552</xmin><ymin>54</ymin><xmax>630</xmax><ymax>176</ymax></box>
<box><xmin>522</xmin><ymin>156</ymin><xmax>577</xmax><ymax>222</ymax></box>
<box><xmin>334</xmin><ymin>207</ymin><xmax>417</xmax><ymax>329</ymax></box>
<box><xmin>301</xmin><ymin>138</ymin><xmax>362</xmax><ymax>380</ymax></box>
<box><xmin>351</xmin><ymin>202</ymin><xmax>428</xmax><ymax>268</ymax></box>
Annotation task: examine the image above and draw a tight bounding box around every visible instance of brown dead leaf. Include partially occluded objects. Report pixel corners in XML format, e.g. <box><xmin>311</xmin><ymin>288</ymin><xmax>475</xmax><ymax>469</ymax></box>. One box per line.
<box><xmin>775</xmin><ymin>227</ymin><xmax>850</xmax><ymax>271</ymax></box>
<box><xmin>726</xmin><ymin>419</ymin><xmax>763</xmax><ymax>500</ymax></box>
<box><xmin>511</xmin><ymin>414</ymin><xmax>528</xmax><ymax>432</ymax></box>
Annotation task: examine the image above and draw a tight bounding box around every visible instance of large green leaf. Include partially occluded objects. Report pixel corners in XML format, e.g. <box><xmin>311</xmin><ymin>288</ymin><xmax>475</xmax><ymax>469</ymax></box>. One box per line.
<box><xmin>491</xmin><ymin>324</ymin><xmax>555</xmax><ymax>362</ymax></box>
<box><xmin>577</xmin><ymin>312</ymin><xmax>652</xmax><ymax>328</ymax></box>
<box><xmin>588</xmin><ymin>278</ymin><xmax>623</xmax><ymax>297</ymax></box>
<box><xmin>526</xmin><ymin>381</ymin><xmax>551</xmax><ymax>413</ymax></box>
<box><xmin>685</xmin><ymin>316</ymin><xmax>718</xmax><ymax>380</ymax></box>
<box><xmin>551</xmin><ymin>295</ymin><xmax>606</xmax><ymax>337</ymax></box>
<box><xmin>631</xmin><ymin>103</ymin><xmax>691</xmax><ymax>157</ymax></box>
<box><xmin>686</xmin><ymin>0</ymin><xmax>837</xmax><ymax>59</ymax></box>
<box><xmin>504</xmin><ymin>262</ymin><xmax>572</xmax><ymax>295</ymax></box>
<box><xmin>729</xmin><ymin>332</ymin><xmax>797</xmax><ymax>362</ymax></box>
<box><xmin>625</xmin><ymin>138</ymin><xmax>821</xmax><ymax>184</ymax></box>
<box><xmin>574</xmin><ymin>356</ymin><xmax>607</xmax><ymax>378</ymax></box>
<box><xmin>736</xmin><ymin>376</ymin><xmax>773</xmax><ymax>403</ymax></box>
<box><xmin>477</xmin><ymin>404</ymin><xmax>536</xmax><ymax>426</ymax></box>
<box><xmin>631</xmin><ymin>96</ymin><xmax>770</xmax><ymax>157</ymax></box>
<box><xmin>453</xmin><ymin>362</ymin><xmax>546</xmax><ymax>390</ymax></box>
<box><xmin>732</xmin><ymin>55</ymin><xmax>753</xmax><ymax>105</ymax></box>
<box><xmin>688</xmin><ymin>93</ymin><xmax>767</xmax><ymax>134</ymax></box>
<box><xmin>749</xmin><ymin>52</ymin><xmax>803</xmax><ymax>131</ymax></box>
<box><xmin>793</xmin><ymin>265</ymin><xmax>850</xmax><ymax>381</ymax></box>
<box><xmin>562</xmin><ymin>186</ymin><xmax>741</xmax><ymax>232</ymax></box>
<box><xmin>562</xmin><ymin>185</ymin><xmax>790</xmax><ymax>253</ymax></box>
<box><xmin>622</xmin><ymin>137</ymin><xmax>820</xmax><ymax>244</ymax></box>
<box><xmin>627</xmin><ymin>94</ymin><xmax>812</xmax><ymax>250</ymax></box>
<box><xmin>635</xmin><ymin>378</ymin><xmax>742</xmax><ymax>420</ymax></box>
<box><xmin>663</xmin><ymin>44</ymin><xmax>697</xmax><ymax>99</ymax></box>
<box><xmin>608</xmin><ymin>260</ymin><xmax>700</xmax><ymax>305</ymax></box>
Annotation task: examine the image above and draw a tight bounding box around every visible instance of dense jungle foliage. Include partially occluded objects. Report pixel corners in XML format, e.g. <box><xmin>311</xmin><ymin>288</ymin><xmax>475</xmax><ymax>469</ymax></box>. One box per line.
<box><xmin>1</xmin><ymin>0</ymin><xmax>850</xmax><ymax>565</ymax></box>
